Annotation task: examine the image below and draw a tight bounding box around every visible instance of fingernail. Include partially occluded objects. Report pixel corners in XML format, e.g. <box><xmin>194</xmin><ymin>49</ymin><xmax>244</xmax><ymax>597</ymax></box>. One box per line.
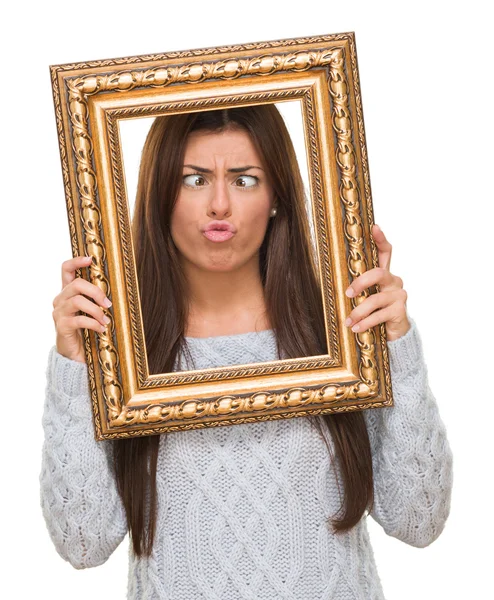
<box><xmin>103</xmin><ymin>297</ymin><xmax>112</xmax><ymax>307</ymax></box>
<box><xmin>374</xmin><ymin>224</ymin><xmax>380</xmax><ymax>231</ymax></box>
<box><xmin>103</xmin><ymin>316</ymin><xmax>111</xmax><ymax>324</ymax></box>
<box><xmin>345</xmin><ymin>317</ymin><xmax>352</xmax><ymax>326</ymax></box>
<box><xmin>346</xmin><ymin>287</ymin><xmax>355</xmax><ymax>297</ymax></box>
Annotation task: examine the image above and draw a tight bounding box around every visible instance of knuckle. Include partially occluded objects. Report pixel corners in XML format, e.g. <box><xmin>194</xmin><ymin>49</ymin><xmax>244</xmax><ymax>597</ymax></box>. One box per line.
<box><xmin>73</xmin><ymin>294</ymin><xmax>84</xmax><ymax>310</ymax></box>
<box><xmin>61</xmin><ymin>259</ymin><xmax>72</xmax><ymax>275</ymax></box>
<box><xmin>372</xmin><ymin>290</ymin><xmax>382</xmax><ymax>304</ymax></box>
<box><xmin>89</xmin><ymin>283</ymin><xmax>102</xmax><ymax>302</ymax></box>
<box><xmin>96</xmin><ymin>286</ymin><xmax>107</xmax><ymax>302</ymax></box>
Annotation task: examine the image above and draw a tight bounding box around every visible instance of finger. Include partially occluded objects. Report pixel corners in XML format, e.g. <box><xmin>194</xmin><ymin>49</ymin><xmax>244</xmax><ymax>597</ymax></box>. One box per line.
<box><xmin>344</xmin><ymin>290</ymin><xmax>395</xmax><ymax>327</ymax></box>
<box><xmin>57</xmin><ymin>313</ymin><xmax>109</xmax><ymax>336</ymax></box>
<box><xmin>56</xmin><ymin>276</ymin><xmax>112</xmax><ymax>311</ymax></box>
<box><xmin>346</xmin><ymin>267</ymin><xmax>395</xmax><ymax>298</ymax></box>
<box><xmin>372</xmin><ymin>224</ymin><xmax>392</xmax><ymax>271</ymax></box>
<box><xmin>55</xmin><ymin>293</ymin><xmax>111</xmax><ymax>327</ymax></box>
<box><xmin>346</xmin><ymin>304</ymin><xmax>397</xmax><ymax>334</ymax></box>
<box><xmin>61</xmin><ymin>256</ymin><xmax>93</xmax><ymax>289</ymax></box>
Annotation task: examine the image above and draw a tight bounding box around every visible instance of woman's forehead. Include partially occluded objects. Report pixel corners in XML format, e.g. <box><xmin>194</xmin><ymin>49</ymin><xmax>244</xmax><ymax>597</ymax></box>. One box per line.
<box><xmin>183</xmin><ymin>129</ymin><xmax>263</xmax><ymax>165</ymax></box>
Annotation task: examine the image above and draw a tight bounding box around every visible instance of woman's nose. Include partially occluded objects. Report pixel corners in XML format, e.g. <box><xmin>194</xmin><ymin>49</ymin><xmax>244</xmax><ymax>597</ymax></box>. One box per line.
<box><xmin>208</xmin><ymin>178</ymin><xmax>232</xmax><ymax>216</ymax></box>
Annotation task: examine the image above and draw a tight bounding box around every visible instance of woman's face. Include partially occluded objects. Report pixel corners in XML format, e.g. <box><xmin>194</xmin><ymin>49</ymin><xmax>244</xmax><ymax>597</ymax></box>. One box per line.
<box><xmin>170</xmin><ymin>127</ymin><xmax>276</xmax><ymax>273</ymax></box>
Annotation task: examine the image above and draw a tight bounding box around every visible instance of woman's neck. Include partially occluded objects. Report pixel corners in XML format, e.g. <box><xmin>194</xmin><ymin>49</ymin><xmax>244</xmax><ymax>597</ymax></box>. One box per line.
<box><xmin>183</xmin><ymin>257</ymin><xmax>270</xmax><ymax>338</ymax></box>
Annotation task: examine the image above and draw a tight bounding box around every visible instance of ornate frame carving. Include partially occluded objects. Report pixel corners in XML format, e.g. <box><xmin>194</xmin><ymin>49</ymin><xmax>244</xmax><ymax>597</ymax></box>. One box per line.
<box><xmin>49</xmin><ymin>31</ymin><xmax>393</xmax><ymax>441</ymax></box>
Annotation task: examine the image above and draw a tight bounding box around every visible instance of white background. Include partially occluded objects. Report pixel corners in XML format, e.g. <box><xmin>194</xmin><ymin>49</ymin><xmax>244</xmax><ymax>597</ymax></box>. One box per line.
<box><xmin>2</xmin><ymin>1</ymin><xmax>491</xmax><ymax>598</ymax></box>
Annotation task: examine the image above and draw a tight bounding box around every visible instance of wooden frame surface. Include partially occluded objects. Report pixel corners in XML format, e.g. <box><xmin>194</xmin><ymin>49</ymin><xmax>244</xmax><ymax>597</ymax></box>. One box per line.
<box><xmin>49</xmin><ymin>31</ymin><xmax>394</xmax><ymax>441</ymax></box>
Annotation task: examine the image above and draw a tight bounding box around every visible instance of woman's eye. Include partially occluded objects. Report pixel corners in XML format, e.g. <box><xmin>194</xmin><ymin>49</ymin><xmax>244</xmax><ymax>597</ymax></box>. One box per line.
<box><xmin>183</xmin><ymin>174</ymin><xmax>206</xmax><ymax>188</ymax></box>
<box><xmin>235</xmin><ymin>175</ymin><xmax>259</xmax><ymax>188</ymax></box>
<box><xmin>182</xmin><ymin>174</ymin><xmax>259</xmax><ymax>189</ymax></box>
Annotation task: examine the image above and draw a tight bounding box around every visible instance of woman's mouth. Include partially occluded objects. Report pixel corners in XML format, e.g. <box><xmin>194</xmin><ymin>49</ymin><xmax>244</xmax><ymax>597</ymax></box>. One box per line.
<box><xmin>203</xmin><ymin>230</ymin><xmax>235</xmax><ymax>242</ymax></box>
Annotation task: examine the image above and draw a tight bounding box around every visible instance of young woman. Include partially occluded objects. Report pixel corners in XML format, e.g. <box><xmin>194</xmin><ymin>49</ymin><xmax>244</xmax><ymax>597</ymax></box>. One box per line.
<box><xmin>41</xmin><ymin>105</ymin><xmax>453</xmax><ymax>599</ymax></box>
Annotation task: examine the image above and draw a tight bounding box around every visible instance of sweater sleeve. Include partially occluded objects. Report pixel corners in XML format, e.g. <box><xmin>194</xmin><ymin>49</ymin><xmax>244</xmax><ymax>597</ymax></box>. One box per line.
<box><xmin>363</xmin><ymin>316</ymin><xmax>453</xmax><ymax>548</ymax></box>
<box><xmin>39</xmin><ymin>345</ymin><xmax>128</xmax><ymax>569</ymax></box>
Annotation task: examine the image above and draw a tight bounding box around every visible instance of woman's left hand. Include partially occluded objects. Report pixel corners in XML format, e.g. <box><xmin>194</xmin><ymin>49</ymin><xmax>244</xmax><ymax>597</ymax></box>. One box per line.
<box><xmin>344</xmin><ymin>224</ymin><xmax>411</xmax><ymax>342</ymax></box>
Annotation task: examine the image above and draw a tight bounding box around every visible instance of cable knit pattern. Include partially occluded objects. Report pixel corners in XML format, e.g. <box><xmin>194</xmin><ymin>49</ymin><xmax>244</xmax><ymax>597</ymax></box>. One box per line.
<box><xmin>39</xmin><ymin>315</ymin><xmax>453</xmax><ymax>599</ymax></box>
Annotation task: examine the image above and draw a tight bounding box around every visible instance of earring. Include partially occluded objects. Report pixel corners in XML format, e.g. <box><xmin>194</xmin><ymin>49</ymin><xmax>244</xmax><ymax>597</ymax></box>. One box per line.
<box><xmin>270</xmin><ymin>207</ymin><xmax>277</xmax><ymax>217</ymax></box>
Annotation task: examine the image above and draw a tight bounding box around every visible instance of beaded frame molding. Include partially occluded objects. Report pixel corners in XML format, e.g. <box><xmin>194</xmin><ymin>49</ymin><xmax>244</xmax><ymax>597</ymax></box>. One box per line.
<box><xmin>49</xmin><ymin>31</ymin><xmax>394</xmax><ymax>441</ymax></box>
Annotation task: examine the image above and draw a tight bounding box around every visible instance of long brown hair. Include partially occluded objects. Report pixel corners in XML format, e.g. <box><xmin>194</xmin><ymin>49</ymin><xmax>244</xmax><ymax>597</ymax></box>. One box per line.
<box><xmin>113</xmin><ymin>105</ymin><xmax>374</xmax><ymax>557</ymax></box>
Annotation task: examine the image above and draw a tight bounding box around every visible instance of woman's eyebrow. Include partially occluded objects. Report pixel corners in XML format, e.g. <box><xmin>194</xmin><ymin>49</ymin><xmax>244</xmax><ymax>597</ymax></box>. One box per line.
<box><xmin>183</xmin><ymin>164</ymin><xmax>264</xmax><ymax>173</ymax></box>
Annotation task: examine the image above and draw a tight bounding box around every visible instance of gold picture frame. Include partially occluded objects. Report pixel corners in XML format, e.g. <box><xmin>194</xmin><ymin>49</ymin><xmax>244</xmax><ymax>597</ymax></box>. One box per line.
<box><xmin>49</xmin><ymin>31</ymin><xmax>394</xmax><ymax>441</ymax></box>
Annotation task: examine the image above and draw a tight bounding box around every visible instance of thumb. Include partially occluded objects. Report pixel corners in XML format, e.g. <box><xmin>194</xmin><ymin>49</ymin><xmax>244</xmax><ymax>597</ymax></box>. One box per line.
<box><xmin>372</xmin><ymin>224</ymin><xmax>392</xmax><ymax>271</ymax></box>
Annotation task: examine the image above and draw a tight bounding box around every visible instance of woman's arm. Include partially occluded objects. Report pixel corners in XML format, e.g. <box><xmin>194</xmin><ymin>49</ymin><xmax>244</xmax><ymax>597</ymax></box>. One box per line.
<box><xmin>39</xmin><ymin>345</ymin><xmax>128</xmax><ymax>569</ymax></box>
<box><xmin>363</xmin><ymin>315</ymin><xmax>453</xmax><ymax>548</ymax></box>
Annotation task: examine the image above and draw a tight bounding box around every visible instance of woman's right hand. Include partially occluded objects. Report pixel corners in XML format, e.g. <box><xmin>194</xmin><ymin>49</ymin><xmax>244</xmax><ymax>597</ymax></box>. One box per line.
<box><xmin>52</xmin><ymin>256</ymin><xmax>112</xmax><ymax>363</ymax></box>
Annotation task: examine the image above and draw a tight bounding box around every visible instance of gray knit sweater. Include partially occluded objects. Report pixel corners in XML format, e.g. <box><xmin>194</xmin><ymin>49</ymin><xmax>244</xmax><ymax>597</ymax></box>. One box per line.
<box><xmin>39</xmin><ymin>315</ymin><xmax>453</xmax><ymax>599</ymax></box>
